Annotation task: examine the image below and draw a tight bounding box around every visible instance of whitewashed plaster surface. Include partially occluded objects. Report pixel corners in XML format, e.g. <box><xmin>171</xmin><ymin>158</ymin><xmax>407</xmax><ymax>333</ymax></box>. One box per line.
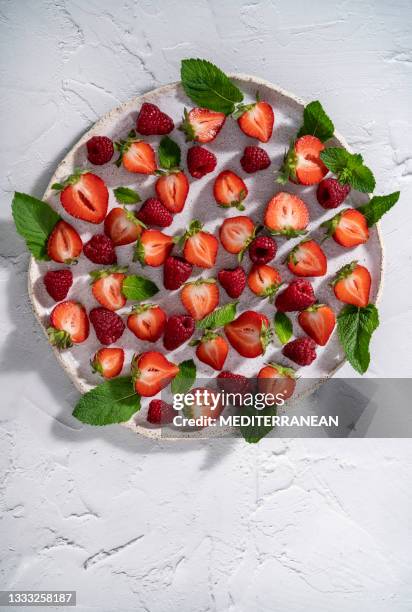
<box><xmin>1</xmin><ymin>1</ymin><xmax>412</xmax><ymax>610</ymax></box>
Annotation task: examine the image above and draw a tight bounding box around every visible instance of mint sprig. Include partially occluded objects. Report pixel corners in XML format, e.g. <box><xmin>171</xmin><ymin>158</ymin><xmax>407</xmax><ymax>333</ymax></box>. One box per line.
<box><xmin>113</xmin><ymin>187</ymin><xmax>141</xmax><ymax>204</ymax></box>
<box><xmin>320</xmin><ymin>148</ymin><xmax>376</xmax><ymax>193</ymax></box>
<box><xmin>274</xmin><ymin>312</ymin><xmax>293</xmax><ymax>345</ymax></box>
<box><xmin>171</xmin><ymin>359</ymin><xmax>196</xmax><ymax>395</ymax></box>
<box><xmin>158</xmin><ymin>136</ymin><xmax>181</xmax><ymax>170</ymax></box>
<box><xmin>297</xmin><ymin>100</ymin><xmax>334</xmax><ymax>142</ymax></box>
<box><xmin>240</xmin><ymin>404</ymin><xmax>277</xmax><ymax>444</ymax></box>
<box><xmin>337</xmin><ymin>304</ymin><xmax>379</xmax><ymax>374</ymax></box>
<box><xmin>12</xmin><ymin>192</ymin><xmax>61</xmax><ymax>260</ymax></box>
<box><xmin>197</xmin><ymin>302</ymin><xmax>238</xmax><ymax>330</ymax></box>
<box><xmin>73</xmin><ymin>377</ymin><xmax>141</xmax><ymax>426</ymax></box>
<box><xmin>357</xmin><ymin>191</ymin><xmax>400</xmax><ymax>226</ymax></box>
<box><xmin>122</xmin><ymin>275</ymin><xmax>159</xmax><ymax>301</ymax></box>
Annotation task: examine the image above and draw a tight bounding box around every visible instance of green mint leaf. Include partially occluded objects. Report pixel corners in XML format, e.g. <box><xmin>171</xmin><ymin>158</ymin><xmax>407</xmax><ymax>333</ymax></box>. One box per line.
<box><xmin>320</xmin><ymin>148</ymin><xmax>376</xmax><ymax>193</ymax></box>
<box><xmin>181</xmin><ymin>58</ymin><xmax>243</xmax><ymax>115</ymax></box>
<box><xmin>73</xmin><ymin>377</ymin><xmax>140</xmax><ymax>425</ymax></box>
<box><xmin>113</xmin><ymin>187</ymin><xmax>141</xmax><ymax>204</ymax></box>
<box><xmin>171</xmin><ymin>359</ymin><xmax>196</xmax><ymax>395</ymax></box>
<box><xmin>197</xmin><ymin>302</ymin><xmax>238</xmax><ymax>330</ymax></box>
<box><xmin>337</xmin><ymin>304</ymin><xmax>379</xmax><ymax>374</ymax></box>
<box><xmin>297</xmin><ymin>100</ymin><xmax>334</xmax><ymax>142</ymax></box>
<box><xmin>11</xmin><ymin>192</ymin><xmax>61</xmax><ymax>260</ymax></box>
<box><xmin>240</xmin><ymin>404</ymin><xmax>277</xmax><ymax>443</ymax></box>
<box><xmin>158</xmin><ymin>136</ymin><xmax>181</xmax><ymax>170</ymax></box>
<box><xmin>122</xmin><ymin>275</ymin><xmax>159</xmax><ymax>301</ymax></box>
<box><xmin>274</xmin><ymin>311</ymin><xmax>293</xmax><ymax>345</ymax></box>
<box><xmin>357</xmin><ymin>191</ymin><xmax>400</xmax><ymax>227</ymax></box>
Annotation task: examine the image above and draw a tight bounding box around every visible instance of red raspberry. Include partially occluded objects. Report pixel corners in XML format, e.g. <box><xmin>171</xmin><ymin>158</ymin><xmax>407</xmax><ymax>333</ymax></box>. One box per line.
<box><xmin>317</xmin><ymin>178</ymin><xmax>351</xmax><ymax>209</ymax></box>
<box><xmin>248</xmin><ymin>235</ymin><xmax>277</xmax><ymax>264</ymax></box>
<box><xmin>163</xmin><ymin>314</ymin><xmax>195</xmax><ymax>350</ymax></box>
<box><xmin>136</xmin><ymin>103</ymin><xmax>174</xmax><ymax>135</ymax></box>
<box><xmin>83</xmin><ymin>235</ymin><xmax>117</xmax><ymax>265</ymax></box>
<box><xmin>86</xmin><ymin>136</ymin><xmax>114</xmax><ymax>165</ymax></box>
<box><xmin>187</xmin><ymin>146</ymin><xmax>217</xmax><ymax>178</ymax></box>
<box><xmin>275</xmin><ymin>279</ymin><xmax>315</xmax><ymax>312</ymax></box>
<box><xmin>216</xmin><ymin>372</ymin><xmax>251</xmax><ymax>399</ymax></box>
<box><xmin>89</xmin><ymin>307</ymin><xmax>125</xmax><ymax>345</ymax></box>
<box><xmin>137</xmin><ymin>198</ymin><xmax>173</xmax><ymax>227</ymax></box>
<box><xmin>43</xmin><ymin>269</ymin><xmax>73</xmax><ymax>301</ymax></box>
<box><xmin>240</xmin><ymin>146</ymin><xmax>271</xmax><ymax>173</ymax></box>
<box><xmin>217</xmin><ymin>266</ymin><xmax>246</xmax><ymax>298</ymax></box>
<box><xmin>282</xmin><ymin>337</ymin><xmax>317</xmax><ymax>366</ymax></box>
<box><xmin>147</xmin><ymin>400</ymin><xmax>176</xmax><ymax>424</ymax></box>
<box><xmin>163</xmin><ymin>256</ymin><xmax>193</xmax><ymax>290</ymax></box>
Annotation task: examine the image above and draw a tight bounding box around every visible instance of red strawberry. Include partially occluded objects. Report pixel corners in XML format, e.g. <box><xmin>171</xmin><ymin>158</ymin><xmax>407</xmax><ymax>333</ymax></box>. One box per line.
<box><xmin>217</xmin><ymin>266</ymin><xmax>246</xmax><ymax>298</ymax></box>
<box><xmin>224</xmin><ymin>310</ymin><xmax>271</xmax><ymax>358</ymax></box>
<box><xmin>90</xmin><ymin>267</ymin><xmax>127</xmax><ymax>311</ymax></box>
<box><xmin>89</xmin><ymin>307</ymin><xmax>125</xmax><ymax>345</ymax></box>
<box><xmin>180</xmin><ymin>278</ymin><xmax>219</xmax><ymax>321</ymax></box>
<box><xmin>275</xmin><ymin>279</ymin><xmax>315</xmax><ymax>312</ymax></box>
<box><xmin>104</xmin><ymin>208</ymin><xmax>143</xmax><ymax>246</ymax></box>
<box><xmin>54</xmin><ymin>171</ymin><xmax>108</xmax><ymax>224</ymax></box>
<box><xmin>115</xmin><ymin>130</ymin><xmax>156</xmax><ymax>174</ymax></box>
<box><xmin>155</xmin><ymin>171</ymin><xmax>189</xmax><ymax>213</ymax></box>
<box><xmin>323</xmin><ymin>209</ymin><xmax>369</xmax><ymax>248</ymax></box>
<box><xmin>219</xmin><ymin>216</ymin><xmax>255</xmax><ymax>259</ymax></box>
<box><xmin>180</xmin><ymin>108</ymin><xmax>226</xmax><ymax>143</ymax></box>
<box><xmin>240</xmin><ymin>146</ymin><xmax>271</xmax><ymax>173</ymax></box>
<box><xmin>283</xmin><ymin>337</ymin><xmax>317</xmax><ymax>366</ymax></box>
<box><xmin>137</xmin><ymin>198</ymin><xmax>173</xmax><ymax>227</ymax></box>
<box><xmin>195</xmin><ymin>333</ymin><xmax>229</xmax><ymax>370</ymax></box>
<box><xmin>213</xmin><ymin>171</ymin><xmax>248</xmax><ymax>210</ymax></box>
<box><xmin>163</xmin><ymin>256</ymin><xmax>193</xmax><ymax>290</ymax></box>
<box><xmin>86</xmin><ymin>136</ymin><xmax>114</xmax><ymax>165</ymax></box>
<box><xmin>127</xmin><ymin>304</ymin><xmax>166</xmax><ymax>342</ymax></box>
<box><xmin>136</xmin><ymin>102</ymin><xmax>174</xmax><ymax>135</ymax></box>
<box><xmin>134</xmin><ymin>229</ymin><xmax>173</xmax><ymax>267</ymax></box>
<box><xmin>180</xmin><ymin>221</ymin><xmax>218</xmax><ymax>269</ymax></box>
<box><xmin>298</xmin><ymin>304</ymin><xmax>336</xmax><ymax>346</ymax></box>
<box><xmin>237</xmin><ymin>100</ymin><xmax>274</xmax><ymax>142</ymax></box>
<box><xmin>163</xmin><ymin>314</ymin><xmax>195</xmax><ymax>350</ymax></box>
<box><xmin>317</xmin><ymin>178</ymin><xmax>351</xmax><ymax>209</ymax></box>
<box><xmin>91</xmin><ymin>347</ymin><xmax>124</xmax><ymax>379</ymax></box>
<box><xmin>47</xmin><ymin>220</ymin><xmax>82</xmax><ymax>264</ymax></box>
<box><xmin>48</xmin><ymin>301</ymin><xmax>89</xmax><ymax>348</ymax></box>
<box><xmin>182</xmin><ymin>387</ymin><xmax>224</xmax><ymax>421</ymax></box>
<box><xmin>332</xmin><ymin>261</ymin><xmax>371</xmax><ymax>308</ymax></box>
<box><xmin>216</xmin><ymin>372</ymin><xmax>251</xmax><ymax>396</ymax></box>
<box><xmin>248</xmin><ymin>235</ymin><xmax>277</xmax><ymax>265</ymax></box>
<box><xmin>132</xmin><ymin>351</ymin><xmax>179</xmax><ymax>397</ymax></box>
<box><xmin>257</xmin><ymin>363</ymin><xmax>296</xmax><ymax>400</ymax></box>
<box><xmin>83</xmin><ymin>234</ymin><xmax>117</xmax><ymax>265</ymax></box>
<box><xmin>44</xmin><ymin>269</ymin><xmax>73</xmax><ymax>302</ymax></box>
<box><xmin>286</xmin><ymin>240</ymin><xmax>327</xmax><ymax>277</ymax></box>
<box><xmin>248</xmin><ymin>264</ymin><xmax>281</xmax><ymax>299</ymax></box>
<box><xmin>147</xmin><ymin>399</ymin><xmax>176</xmax><ymax>424</ymax></box>
<box><xmin>280</xmin><ymin>136</ymin><xmax>328</xmax><ymax>185</ymax></box>
<box><xmin>264</xmin><ymin>192</ymin><xmax>309</xmax><ymax>238</ymax></box>
<box><xmin>187</xmin><ymin>146</ymin><xmax>217</xmax><ymax>179</ymax></box>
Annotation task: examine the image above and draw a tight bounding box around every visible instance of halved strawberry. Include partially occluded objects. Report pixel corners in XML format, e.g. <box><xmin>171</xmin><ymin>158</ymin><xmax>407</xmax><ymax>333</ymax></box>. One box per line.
<box><xmin>91</xmin><ymin>347</ymin><xmax>124</xmax><ymax>379</ymax></box>
<box><xmin>115</xmin><ymin>130</ymin><xmax>156</xmax><ymax>174</ymax></box>
<box><xmin>104</xmin><ymin>207</ymin><xmax>144</xmax><ymax>246</ymax></box>
<box><xmin>182</xmin><ymin>387</ymin><xmax>224</xmax><ymax>420</ymax></box>
<box><xmin>332</xmin><ymin>261</ymin><xmax>371</xmax><ymax>308</ymax></box>
<box><xmin>155</xmin><ymin>171</ymin><xmax>189</xmax><ymax>213</ymax></box>
<box><xmin>322</xmin><ymin>209</ymin><xmax>369</xmax><ymax>248</ymax></box>
<box><xmin>298</xmin><ymin>304</ymin><xmax>336</xmax><ymax>346</ymax></box>
<box><xmin>194</xmin><ymin>333</ymin><xmax>228</xmax><ymax>370</ymax></box>
<box><xmin>257</xmin><ymin>363</ymin><xmax>296</xmax><ymax>400</ymax></box>
<box><xmin>286</xmin><ymin>239</ymin><xmax>327</xmax><ymax>277</ymax></box>
<box><xmin>131</xmin><ymin>351</ymin><xmax>179</xmax><ymax>397</ymax></box>
<box><xmin>279</xmin><ymin>136</ymin><xmax>328</xmax><ymax>186</ymax></box>
<box><xmin>90</xmin><ymin>267</ymin><xmax>127</xmax><ymax>311</ymax></box>
<box><xmin>48</xmin><ymin>301</ymin><xmax>89</xmax><ymax>348</ymax></box>
<box><xmin>180</xmin><ymin>108</ymin><xmax>226</xmax><ymax>143</ymax></box>
<box><xmin>134</xmin><ymin>229</ymin><xmax>173</xmax><ymax>267</ymax></box>
<box><xmin>264</xmin><ymin>192</ymin><xmax>309</xmax><ymax>238</ymax></box>
<box><xmin>53</xmin><ymin>171</ymin><xmax>108</xmax><ymax>224</ymax></box>
<box><xmin>219</xmin><ymin>216</ymin><xmax>255</xmax><ymax>259</ymax></box>
<box><xmin>248</xmin><ymin>264</ymin><xmax>281</xmax><ymax>299</ymax></box>
<box><xmin>47</xmin><ymin>220</ymin><xmax>82</xmax><ymax>264</ymax></box>
<box><xmin>178</xmin><ymin>221</ymin><xmax>218</xmax><ymax>269</ymax></box>
<box><xmin>224</xmin><ymin>310</ymin><xmax>271</xmax><ymax>358</ymax></box>
<box><xmin>213</xmin><ymin>171</ymin><xmax>248</xmax><ymax>210</ymax></box>
<box><xmin>237</xmin><ymin>99</ymin><xmax>274</xmax><ymax>143</ymax></box>
<box><xmin>180</xmin><ymin>278</ymin><xmax>219</xmax><ymax>321</ymax></box>
<box><xmin>127</xmin><ymin>304</ymin><xmax>166</xmax><ymax>342</ymax></box>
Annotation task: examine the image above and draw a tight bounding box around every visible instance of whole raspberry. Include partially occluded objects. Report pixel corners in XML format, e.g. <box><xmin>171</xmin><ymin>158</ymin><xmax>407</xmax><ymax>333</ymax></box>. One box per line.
<box><xmin>43</xmin><ymin>269</ymin><xmax>73</xmax><ymax>301</ymax></box>
<box><xmin>217</xmin><ymin>266</ymin><xmax>246</xmax><ymax>298</ymax></box>
<box><xmin>137</xmin><ymin>198</ymin><xmax>173</xmax><ymax>227</ymax></box>
<box><xmin>317</xmin><ymin>178</ymin><xmax>351</xmax><ymax>209</ymax></box>
<box><xmin>216</xmin><ymin>371</ymin><xmax>252</xmax><ymax>400</ymax></box>
<box><xmin>136</xmin><ymin>103</ymin><xmax>174</xmax><ymax>135</ymax></box>
<box><xmin>163</xmin><ymin>256</ymin><xmax>193</xmax><ymax>290</ymax></box>
<box><xmin>240</xmin><ymin>146</ymin><xmax>271</xmax><ymax>173</ymax></box>
<box><xmin>282</xmin><ymin>337</ymin><xmax>317</xmax><ymax>366</ymax></box>
<box><xmin>187</xmin><ymin>146</ymin><xmax>217</xmax><ymax>178</ymax></box>
<box><xmin>89</xmin><ymin>307</ymin><xmax>125</xmax><ymax>345</ymax></box>
<box><xmin>86</xmin><ymin>136</ymin><xmax>114</xmax><ymax>165</ymax></box>
<box><xmin>248</xmin><ymin>235</ymin><xmax>277</xmax><ymax>264</ymax></box>
<box><xmin>163</xmin><ymin>314</ymin><xmax>195</xmax><ymax>350</ymax></box>
<box><xmin>147</xmin><ymin>399</ymin><xmax>176</xmax><ymax>424</ymax></box>
<box><xmin>83</xmin><ymin>235</ymin><xmax>117</xmax><ymax>265</ymax></box>
<box><xmin>275</xmin><ymin>279</ymin><xmax>315</xmax><ymax>312</ymax></box>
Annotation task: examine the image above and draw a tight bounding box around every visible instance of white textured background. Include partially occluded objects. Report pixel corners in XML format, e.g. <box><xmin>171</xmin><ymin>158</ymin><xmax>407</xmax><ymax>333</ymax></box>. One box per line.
<box><xmin>1</xmin><ymin>1</ymin><xmax>412</xmax><ymax>610</ymax></box>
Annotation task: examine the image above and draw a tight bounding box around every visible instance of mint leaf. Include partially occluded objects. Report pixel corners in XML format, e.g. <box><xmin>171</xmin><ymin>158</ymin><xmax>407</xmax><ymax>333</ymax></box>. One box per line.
<box><xmin>73</xmin><ymin>377</ymin><xmax>140</xmax><ymax>425</ymax></box>
<box><xmin>12</xmin><ymin>192</ymin><xmax>60</xmax><ymax>260</ymax></box>
<box><xmin>122</xmin><ymin>275</ymin><xmax>159</xmax><ymax>301</ymax></box>
<box><xmin>337</xmin><ymin>304</ymin><xmax>379</xmax><ymax>374</ymax></box>
<box><xmin>297</xmin><ymin>100</ymin><xmax>334</xmax><ymax>142</ymax></box>
<box><xmin>274</xmin><ymin>312</ymin><xmax>293</xmax><ymax>345</ymax></box>
<box><xmin>158</xmin><ymin>136</ymin><xmax>181</xmax><ymax>170</ymax></box>
<box><xmin>358</xmin><ymin>191</ymin><xmax>400</xmax><ymax>227</ymax></box>
<box><xmin>171</xmin><ymin>359</ymin><xmax>196</xmax><ymax>395</ymax></box>
<box><xmin>240</xmin><ymin>404</ymin><xmax>277</xmax><ymax>443</ymax></box>
<box><xmin>320</xmin><ymin>148</ymin><xmax>376</xmax><ymax>193</ymax></box>
<box><xmin>181</xmin><ymin>58</ymin><xmax>243</xmax><ymax>115</ymax></box>
<box><xmin>197</xmin><ymin>302</ymin><xmax>238</xmax><ymax>330</ymax></box>
<box><xmin>113</xmin><ymin>187</ymin><xmax>141</xmax><ymax>204</ymax></box>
